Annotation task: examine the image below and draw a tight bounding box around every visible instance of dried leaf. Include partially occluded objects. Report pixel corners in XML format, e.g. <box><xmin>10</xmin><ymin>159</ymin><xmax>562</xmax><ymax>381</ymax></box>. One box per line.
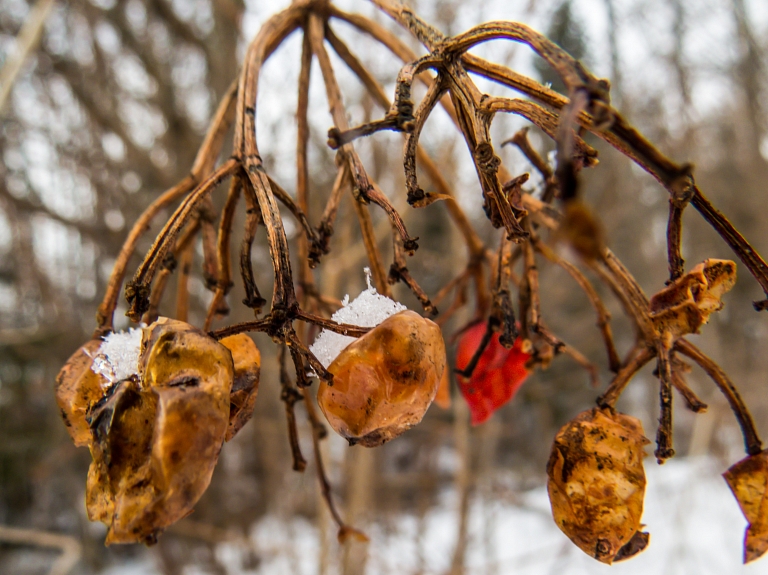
<box><xmin>220</xmin><ymin>333</ymin><xmax>261</xmax><ymax>441</ymax></box>
<box><xmin>317</xmin><ymin>310</ymin><xmax>446</xmax><ymax>447</ymax></box>
<box><xmin>455</xmin><ymin>322</ymin><xmax>531</xmax><ymax>425</ymax></box>
<box><xmin>86</xmin><ymin>318</ymin><xmax>234</xmax><ymax>545</ymax></box>
<box><xmin>55</xmin><ymin>339</ymin><xmax>109</xmax><ymax>447</ymax></box>
<box><xmin>547</xmin><ymin>407</ymin><xmax>650</xmax><ymax>563</ymax></box>
<box><xmin>649</xmin><ymin>259</ymin><xmax>736</xmax><ymax>338</ymax></box>
<box><xmin>723</xmin><ymin>450</ymin><xmax>768</xmax><ymax>563</ymax></box>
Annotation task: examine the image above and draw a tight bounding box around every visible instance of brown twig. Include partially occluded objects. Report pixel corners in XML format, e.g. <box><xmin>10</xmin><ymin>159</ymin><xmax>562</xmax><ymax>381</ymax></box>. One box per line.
<box><xmin>597</xmin><ymin>346</ymin><xmax>655</xmax><ymax>407</ymax></box>
<box><xmin>675</xmin><ymin>338</ymin><xmax>762</xmax><ymax>455</ymax></box>
<box><xmin>534</xmin><ymin>239</ymin><xmax>620</xmax><ymax>372</ymax></box>
<box><xmin>125</xmin><ymin>158</ymin><xmax>239</xmax><ymax>321</ymax></box>
<box><xmin>239</xmin><ymin>176</ymin><xmax>267</xmax><ymax>313</ymax></box>
<box><xmin>174</xmin><ymin>239</ymin><xmax>194</xmax><ymax>323</ymax></box>
<box><xmin>279</xmin><ymin>345</ymin><xmax>307</xmax><ymax>472</ymax></box>
<box><xmin>655</xmin><ymin>339</ymin><xmax>675</xmax><ymax>462</ymax></box>
<box><xmin>203</xmin><ymin>177</ymin><xmax>243</xmax><ymax>330</ymax></box>
<box><xmin>666</xmin><ymin>199</ymin><xmax>686</xmax><ymax>282</ymax></box>
<box><xmin>143</xmin><ymin>218</ymin><xmax>201</xmax><ymax>325</ymax></box>
<box><xmin>302</xmin><ymin>385</ymin><xmax>369</xmax><ymax>543</ymax></box>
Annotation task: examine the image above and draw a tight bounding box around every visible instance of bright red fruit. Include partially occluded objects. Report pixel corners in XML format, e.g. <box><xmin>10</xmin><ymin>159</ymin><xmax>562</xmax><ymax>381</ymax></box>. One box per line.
<box><xmin>455</xmin><ymin>322</ymin><xmax>532</xmax><ymax>425</ymax></box>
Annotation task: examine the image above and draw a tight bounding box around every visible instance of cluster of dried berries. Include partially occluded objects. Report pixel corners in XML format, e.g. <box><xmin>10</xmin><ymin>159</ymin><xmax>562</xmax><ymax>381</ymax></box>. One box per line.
<box><xmin>57</xmin><ymin>304</ymin><xmax>450</xmax><ymax>543</ymax></box>
<box><xmin>53</xmin><ymin>0</ymin><xmax>768</xmax><ymax>563</ymax></box>
<box><xmin>56</xmin><ymin>318</ymin><xmax>260</xmax><ymax>544</ymax></box>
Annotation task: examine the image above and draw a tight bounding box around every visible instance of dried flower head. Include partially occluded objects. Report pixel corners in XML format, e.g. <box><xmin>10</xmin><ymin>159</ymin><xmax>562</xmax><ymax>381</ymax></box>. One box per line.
<box><xmin>55</xmin><ymin>339</ymin><xmax>111</xmax><ymax>447</ymax></box>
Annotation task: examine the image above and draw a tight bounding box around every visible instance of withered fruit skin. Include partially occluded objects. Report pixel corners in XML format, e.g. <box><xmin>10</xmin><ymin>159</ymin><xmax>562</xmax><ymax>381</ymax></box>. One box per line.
<box><xmin>55</xmin><ymin>339</ymin><xmax>110</xmax><ymax>447</ymax></box>
<box><xmin>317</xmin><ymin>310</ymin><xmax>446</xmax><ymax>447</ymax></box>
<box><xmin>86</xmin><ymin>317</ymin><xmax>234</xmax><ymax>545</ymax></box>
<box><xmin>723</xmin><ymin>449</ymin><xmax>768</xmax><ymax>563</ymax></box>
<box><xmin>547</xmin><ymin>407</ymin><xmax>650</xmax><ymax>564</ymax></box>
<box><xmin>219</xmin><ymin>333</ymin><xmax>261</xmax><ymax>441</ymax></box>
<box><xmin>649</xmin><ymin>258</ymin><xmax>736</xmax><ymax>338</ymax></box>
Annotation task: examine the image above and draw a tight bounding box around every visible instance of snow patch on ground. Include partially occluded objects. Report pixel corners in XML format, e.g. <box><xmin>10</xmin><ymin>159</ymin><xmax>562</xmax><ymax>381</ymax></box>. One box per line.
<box><xmin>94</xmin><ymin>456</ymin><xmax>767</xmax><ymax>574</ymax></box>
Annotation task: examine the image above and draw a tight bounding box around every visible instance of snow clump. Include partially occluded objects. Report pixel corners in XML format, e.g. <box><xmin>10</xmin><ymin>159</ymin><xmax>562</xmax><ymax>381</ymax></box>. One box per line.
<box><xmin>89</xmin><ymin>327</ymin><xmax>143</xmax><ymax>387</ymax></box>
<box><xmin>310</xmin><ymin>268</ymin><xmax>406</xmax><ymax>368</ymax></box>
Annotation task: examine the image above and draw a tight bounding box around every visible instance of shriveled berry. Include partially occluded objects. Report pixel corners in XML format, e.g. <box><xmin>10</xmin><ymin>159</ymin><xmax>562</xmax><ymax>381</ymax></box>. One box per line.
<box><xmin>86</xmin><ymin>317</ymin><xmax>233</xmax><ymax>544</ymax></box>
<box><xmin>55</xmin><ymin>339</ymin><xmax>110</xmax><ymax>447</ymax></box>
<box><xmin>724</xmin><ymin>450</ymin><xmax>768</xmax><ymax>563</ymax></box>
<box><xmin>220</xmin><ymin>333</ymin><xmax>261</xmax><ymax>441</ymax></box>
<box><xmin>547</xmin><ymin>407</ymin><xmax>650</xmax><ymax>563</ymax></box>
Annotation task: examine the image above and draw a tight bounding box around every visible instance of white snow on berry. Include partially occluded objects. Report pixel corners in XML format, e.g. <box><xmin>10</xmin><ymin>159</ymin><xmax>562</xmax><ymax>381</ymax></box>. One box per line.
<box><xmin>89</xmin><ymin>327</ymin><xmax>143</xmax><ymax>387</ymax></box>
<box><xmin>310</xmin><ymin>268</ymin><xmax>406</xmax><ymax>368</ymax></box>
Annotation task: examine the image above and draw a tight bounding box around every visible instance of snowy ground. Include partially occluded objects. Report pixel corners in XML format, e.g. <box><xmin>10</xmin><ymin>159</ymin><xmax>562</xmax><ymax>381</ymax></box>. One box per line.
<box><xmin>101</xmin><ymin>456</ymin><xmax>768</xmax><ymax>575</ymax></box>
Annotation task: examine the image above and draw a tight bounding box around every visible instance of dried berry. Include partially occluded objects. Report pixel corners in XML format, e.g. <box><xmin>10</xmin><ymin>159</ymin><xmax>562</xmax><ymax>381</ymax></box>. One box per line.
<box><xmin>55</xmin><ymin>339</ymin><xmax>110</xmax><ymax>447</ymax></box>
<box><xmin>317</xmin><ymin>310</ymin><xmax>446</xmax><ymax>447</ymax></box>
<box><xmin>547</xmin><ymin>407</ymin><xmax>650</xmax><ymax>563</ymax></box>
<box><xmin>649</xmin><ymin>258</ymin><xmax>736</xmax><ymax>338</ymax></box>
<box><xmin>724</xmin><ymin>450</ymin><xmax>768</xmax><ymax>563</ymax></box>
<box><xmin>86</xmin><ymin>317</ymin><xmax>234</xmax><ymax>544</ymax></box>
<box><xmin>220</xmin><ymin>333</ymin><xmax>261</xmax><ymax>441</ymax></box>
<box><xmin>455</xmin><ymin>322</ymin><xmax>531</xmax><ymax>425</ymax></box>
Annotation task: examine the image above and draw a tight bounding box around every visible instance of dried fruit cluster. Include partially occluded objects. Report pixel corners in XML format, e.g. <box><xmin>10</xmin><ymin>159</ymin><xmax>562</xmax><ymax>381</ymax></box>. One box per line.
<box><xmin>57</xmin><ymin>319</ymin><xmax>260</xmax><ymax>544</ymax></box>
<box><xmin>55</xmin><ymin>0</ymin><xmax>768</xmax><ymax>563</ymax></box>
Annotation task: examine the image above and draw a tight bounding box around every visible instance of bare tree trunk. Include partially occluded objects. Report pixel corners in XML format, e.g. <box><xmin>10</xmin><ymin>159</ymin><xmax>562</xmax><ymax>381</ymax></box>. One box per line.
<box><xmin>731</xmin><ymin>0</ymin><xmax>766</xmax><ymax>164</ymax></box>
<box><xmin>448</xmin><ymin>398</ymin><xmax>471</xmax><ymax>575</ymax></box>
<box><xmin>341</xmin><ymin>447</ymin><xmax>374</xmax><ymax>575</ymax></box>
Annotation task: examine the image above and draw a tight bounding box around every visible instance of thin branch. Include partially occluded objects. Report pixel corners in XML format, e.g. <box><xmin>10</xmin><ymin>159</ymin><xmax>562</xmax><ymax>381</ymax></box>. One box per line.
<box><xmin>279</xmin><ymin>345</ymin><xmax>307</xmax><ymax>472</ymax></box>
<box><xmin>675</xmin><ymin>339</ymin><xmax>762</xmax><ymax>455</ymax></box>
<box><xmin>597</xmin><ymin>346</ymin><xmax>655</xmax><ymax>407</ymax></box>
<box><xmin>0</xmin><ymin>0</ymin><xmax>56</xmax><ymax>112</ymax></box>
<box><xmin>0</xmin><ymin>525</ymin><xmax>81</xmax><ymax>575</ymax></box>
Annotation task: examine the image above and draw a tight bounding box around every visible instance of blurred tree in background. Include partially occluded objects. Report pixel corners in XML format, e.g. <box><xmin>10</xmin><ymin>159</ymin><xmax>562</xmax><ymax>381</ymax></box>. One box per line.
<box><xmin>0</xmin><ymin>0</ymin><xmax>767</xmax><ymax>573</ymax></box>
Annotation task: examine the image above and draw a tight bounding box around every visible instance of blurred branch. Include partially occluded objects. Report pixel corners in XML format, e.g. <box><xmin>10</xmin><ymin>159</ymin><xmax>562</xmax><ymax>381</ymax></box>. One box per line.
<box><xmin>0</xmin><ymin>0</ymin><xmax>56</xmax><ymax>113</ymax></box>
<box><xmin>0</xmin><ymin>525</ymin><xmax>81</xmax><ymax>575</ymax></box>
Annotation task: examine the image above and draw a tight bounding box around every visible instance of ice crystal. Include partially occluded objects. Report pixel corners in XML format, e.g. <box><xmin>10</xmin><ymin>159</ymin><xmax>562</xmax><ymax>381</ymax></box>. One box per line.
<box><xmin>89</xmin><ymin>327</ymin><xmax>143</xmax><ymax>387</ymax></box>
<box><xmin>310</xmin><ymin>268</ymin><xmax>407</xmax><ymax>368</ymax></box>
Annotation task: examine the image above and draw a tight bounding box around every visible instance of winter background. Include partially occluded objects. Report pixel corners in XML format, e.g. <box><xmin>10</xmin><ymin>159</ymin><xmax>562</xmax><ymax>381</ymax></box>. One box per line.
<box><xmin>2</xmin><ymin>0</ymin><xmax>768</xmax><ymax>573</ymax></box>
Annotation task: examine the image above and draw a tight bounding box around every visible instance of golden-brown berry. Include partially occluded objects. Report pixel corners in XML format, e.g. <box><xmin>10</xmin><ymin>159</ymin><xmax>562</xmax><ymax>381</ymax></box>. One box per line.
<box><xmin>724</xmin><ymin>449</ymin><xmax>768</xmax><ymax>563</ymax></box>
<box><xmin>55</xmin><ymin>339</ymin><xmax>109</xmax><ymax>447</ymax></box>
<box><xmin>547</xmin><ymin>407</ymin><xmax>650</xmax><ymax>563</ymax></box>
<box><xmin>86</xmin><ymin>317</ymin><xmax>233</xmax><ymax>544</ymax></box>
<box><xmin>220</xmin><ymin>333</ymin><xmax>261</xmax><ymax>441</ymax></box>
<box><xmin>317</xmin><ymin>310</ymin><xmax>446</xmax><ymax>447</ymax></box>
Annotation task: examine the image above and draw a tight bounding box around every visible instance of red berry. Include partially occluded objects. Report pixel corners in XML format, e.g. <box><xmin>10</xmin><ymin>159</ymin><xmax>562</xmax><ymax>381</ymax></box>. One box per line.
<box><xmin>455</xmin><ymin>322</ymin><xmax>531</xmax><ymax>425</ymax></box>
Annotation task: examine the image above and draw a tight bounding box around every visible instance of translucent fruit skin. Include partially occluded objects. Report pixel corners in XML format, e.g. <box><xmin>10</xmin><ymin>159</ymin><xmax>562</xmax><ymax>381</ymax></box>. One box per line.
<box><xmin>547</xmin><ymin>407</ymin><xmax>650</xmax><ymax>564</ymax></box>
<box><xmin>724</xmin><ymin>449</ymin><xmax>768</xmax><ymax>563</ymax></box>
<box><xmin>55</xmin><ymin>339</ymin><xmax>110</xmax><ymax>447</ymax></box>
<box><xmin>219</xmin><ymin>333</ymin><xmax>261</xmax><ymax>441</ymax></box>
<box><xmin>317</xmin><ymin>310</ymin><xmax>446</xmax><ymax>447</ymax></box>
<box><xmin>455</xmin><ymin>322</ymin><xmax>531</xmax><ymax>425</ymax></box>
<box><xmin>86</xmin><ymin>318</ymin><xmax>234</xmax><ymax>544</ymax></box>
